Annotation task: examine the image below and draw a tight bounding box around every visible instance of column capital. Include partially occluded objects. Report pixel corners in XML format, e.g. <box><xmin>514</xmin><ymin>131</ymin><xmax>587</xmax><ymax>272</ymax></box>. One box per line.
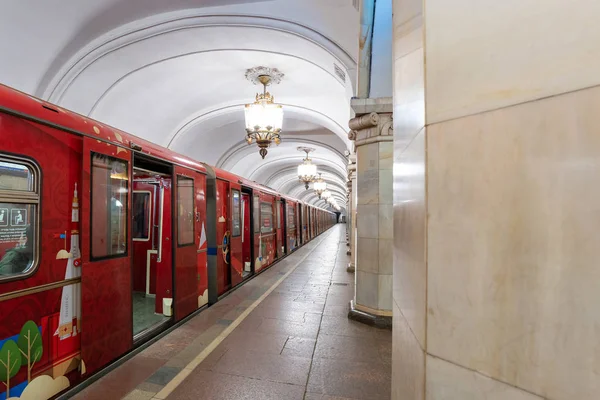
<box><xmin>348</xmin><ymin>97</ymin><xmax>393</xmax><ymax>146</ymax></box>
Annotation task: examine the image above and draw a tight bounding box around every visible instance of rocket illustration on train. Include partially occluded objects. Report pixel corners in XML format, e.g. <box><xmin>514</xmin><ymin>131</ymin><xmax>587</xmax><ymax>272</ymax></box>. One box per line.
<box><xmin>55</xmin><ymin>184</ymin><xmax>82</xmax><ymax>339</ymax></box>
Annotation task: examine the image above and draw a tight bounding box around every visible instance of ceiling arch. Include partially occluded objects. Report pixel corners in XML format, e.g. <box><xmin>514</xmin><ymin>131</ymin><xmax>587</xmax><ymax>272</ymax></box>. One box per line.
<box><xmin>0</xmin><ymin>0</ymin><xmax>358</xmax><ymax>206</ymax></box>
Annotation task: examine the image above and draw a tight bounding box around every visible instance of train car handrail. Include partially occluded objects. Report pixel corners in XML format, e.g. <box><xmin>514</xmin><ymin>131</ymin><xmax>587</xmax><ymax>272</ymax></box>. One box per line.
<box><xmin>0</xmin><ymin>277</ymin><xmax>81</xmax><ymax>302</ymax></box>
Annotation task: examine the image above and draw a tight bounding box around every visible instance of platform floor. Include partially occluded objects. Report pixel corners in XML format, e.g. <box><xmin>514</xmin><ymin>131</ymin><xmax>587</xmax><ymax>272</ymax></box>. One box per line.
<box><xmin>72</xmin><ymin>225</ymin><xmax>391</xmax><ymax>400</ymax></box>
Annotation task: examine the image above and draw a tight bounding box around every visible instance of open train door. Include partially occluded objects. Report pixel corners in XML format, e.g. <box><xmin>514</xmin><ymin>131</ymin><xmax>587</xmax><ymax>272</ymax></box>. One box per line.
<box><xmin>81</xmin><ymin>137</ymin><xmax>133</xmax><ymax>374</ymax></box>
<box><xmin>229</xmin><ymin>183</ymin><xmax>244</xmax><ymax>287</ymax></box>
<box><xmin>173</xmin><ymin>165</ymin><xmax>200</xmax><ymax>321</ymax></box>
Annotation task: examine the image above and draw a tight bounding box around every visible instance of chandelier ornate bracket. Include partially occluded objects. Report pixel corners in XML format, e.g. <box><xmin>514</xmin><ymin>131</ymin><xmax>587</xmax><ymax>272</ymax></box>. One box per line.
<box><xmin>244</xmin><ymin>67</ymin><xmax>285</xmax><ymax>159</ymax></box>
<box><xmin>297</xmin><ymin>147</ymin><xmax>318</xmax><ymax>190</ymax></box>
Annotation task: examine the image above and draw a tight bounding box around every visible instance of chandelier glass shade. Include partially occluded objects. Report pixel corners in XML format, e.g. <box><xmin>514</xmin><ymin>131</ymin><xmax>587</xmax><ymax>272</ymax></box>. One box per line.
<box><xmin>313</xmin><ymin>173</ymin><xmax>327</xmax><ymax>198</ymax></box>
<box><xmin>244</xmin><ymin>68</ymin><xmax>284</xmax><ymax>159</ymax></box>
<box><xmin>297</xmin><ymin>147</ymin><xmax>318</xmax><ymax>189</ymax></box>
<box><xmin>321</xmin><ymin>190</ymin><xmax>332</xmax><ymax>200</ymax></box>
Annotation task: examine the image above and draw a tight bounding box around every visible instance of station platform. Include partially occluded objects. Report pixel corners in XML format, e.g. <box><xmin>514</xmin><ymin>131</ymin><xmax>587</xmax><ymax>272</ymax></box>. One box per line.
<box><xmin>71</xmin><ymin>225</ymin><xmax>391</xmax><ymax>400</ymax></box>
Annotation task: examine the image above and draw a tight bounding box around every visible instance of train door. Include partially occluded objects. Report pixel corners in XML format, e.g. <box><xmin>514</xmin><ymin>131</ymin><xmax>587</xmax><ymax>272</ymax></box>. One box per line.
<box><xmin>252</xmin><ymin>194</ymin><xmax>262</xmax><ymax>268</ymax></box>
<box><xmin>296</xmin><ymin>203</ymin><xmax>302</xmax><ymax>245</ymax></box>
<box><xmin>131</xmin><ymin>157</ymin><xmax>173</xmax><ymax>340</ymax></box>
<box><xmin>173</xmin><ymin>166</ymin><xmax>200</xmax><ymax>321</ymax></box>
<box><xmin>307</xmin><ymin>207</ymin><xmax>312</xmax><ymax>241</ymax></box>
<box><xmin>241</xmin><ymin>190</ymin><xmax>252</xmax><ymax>275</ymax></box>
<box><xmin>276</xmin><ymin>198</ymin><xmax>284</xmax><ymax>258</ymax></box>
<box><xmin>229</xmin><ymin>184</ymin><xmax>244</xmax><ymax>287</ymax></box>
<box><xmin>81</xmin><ymin>138</ymin><xmax>132</xmax><ymax>374</ymax></box>
<box><xmin>215</xmin><ymin>179</ymin><xmax>230</xmax><ymax>295</ymax></box>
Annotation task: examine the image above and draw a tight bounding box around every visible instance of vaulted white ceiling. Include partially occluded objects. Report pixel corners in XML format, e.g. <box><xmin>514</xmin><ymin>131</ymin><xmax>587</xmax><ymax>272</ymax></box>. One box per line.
<box><xmin>0</xmin><ymin>0</ymin><xmax>359</xmax><ymax>211</ymax></box>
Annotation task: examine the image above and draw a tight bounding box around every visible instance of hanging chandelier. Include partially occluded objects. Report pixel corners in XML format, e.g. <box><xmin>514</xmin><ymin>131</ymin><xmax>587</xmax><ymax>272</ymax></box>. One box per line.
<box><xmin>313</xmin><ymin>173</ymin><xmax>327</xmax><ymax>198</ymax></box>
<box><xmin>297</xmin><ymin>147</ymin><xmax>318</xmax><ymax>190</ymax></box>
<box><xmin>322</xmin><ymin>190</ymin><xmax>332</xmax><ymax>200</ymax></box>
<box><xmin>244</xmin><ymin>67</ymin><xmax>284</xmax><ymax>159</ymax></box>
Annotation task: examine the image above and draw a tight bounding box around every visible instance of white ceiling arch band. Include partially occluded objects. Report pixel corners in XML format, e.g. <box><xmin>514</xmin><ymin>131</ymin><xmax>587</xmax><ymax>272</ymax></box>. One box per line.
<box><xmin>169</xmin><ymin>103</ymin><xmax>352</xmax><ymax>155</ymax></box>
<box><xmin>217</xmin><ymin>136</ymin><xmax>348</xmax><ymax>173</ymax></box>
<box><xmin>41</xmin><ymin>11</ymin><xmax>357</xmax><ymax>103</ymax></box>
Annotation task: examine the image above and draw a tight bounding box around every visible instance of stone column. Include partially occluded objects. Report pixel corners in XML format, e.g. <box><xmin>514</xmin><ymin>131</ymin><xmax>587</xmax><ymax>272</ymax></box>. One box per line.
<box><xmin>348</xmin><ymin>98</ymin><xmax>393</xmax><ymax>328</ymax></box>
<box><xmin>346</xmin><ymin>154</ymin><xmax>357</xmax><ymax>272</ymax></box>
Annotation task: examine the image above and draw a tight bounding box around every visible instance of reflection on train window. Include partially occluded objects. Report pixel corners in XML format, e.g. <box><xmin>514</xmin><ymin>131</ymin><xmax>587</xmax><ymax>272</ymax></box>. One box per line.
<box><xmin>91</xmin><ymin>153</ymin><xmax>128</xmax><ymax>259</ymax></box>
<box><xmin>0</xmin><ymin>160</ymin><xmax>34</xmax><ymax>191</ymax></box>
<box><xmin>0</xmin><ymin>155</ymin><xmax>40</xmax><ymax>280</ymax></box>
<box><xmin>177</xmin><ymin>176</ymin><xmax>194</xmax><ymax>246</ymax></box>
<box><xmin>288</xmin><ymin>206</ymin><xmax>296</xmax><ymax>229</ymax></box>
<box><xmin>260</xmin><ymin>202</ymin><xmax>273</xmax><ymax>234</ymax></box>
<box><xmin>133</xmin><ymin>191</ymin><xmax>150</xmax><ymax>240</ymax></box>
<box><xmin>253</xmin><ymin>196</ymin><xmax>260</xmax><ymax>233</ymax></box>
<box><xmin>232</xmin><ymin>190</ymin><xmax>241</xmax><ymax>237</ymax></box>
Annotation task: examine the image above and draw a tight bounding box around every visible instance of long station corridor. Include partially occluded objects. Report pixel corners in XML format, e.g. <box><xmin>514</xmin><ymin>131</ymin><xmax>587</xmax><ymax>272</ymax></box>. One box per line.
<box><xmin>1</xmin><ymin>0</ymin><xmax>597</xmax><ymax>399</ymax></box>
<box><xmin>72</xmin><ymin>225</ymin><xmax>391</xmax><ymax>400</ymax></box>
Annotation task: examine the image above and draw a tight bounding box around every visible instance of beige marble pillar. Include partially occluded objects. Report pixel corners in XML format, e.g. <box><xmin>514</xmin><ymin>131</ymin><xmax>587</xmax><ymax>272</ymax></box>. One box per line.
<box><xmin>348</xmin><ymin>98</ymin><xmax>393</xmax><ymax>327</ymax></box>
<box><xmin>392</xmin><ymin>0</ymin><xmax>600</xmax><ymax>399</ymax></box>
<box><xmin>346</xmin><ymin>155</ymin><xmax>357</xmax><ymax>272</ymax></box>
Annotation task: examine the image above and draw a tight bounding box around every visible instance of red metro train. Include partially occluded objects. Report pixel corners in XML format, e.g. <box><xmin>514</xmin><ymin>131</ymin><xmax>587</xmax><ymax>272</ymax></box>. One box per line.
<box><xmin>0</xmin><ymin>84</ymin><xmax>337</xmax><ymax>400</ymax></box>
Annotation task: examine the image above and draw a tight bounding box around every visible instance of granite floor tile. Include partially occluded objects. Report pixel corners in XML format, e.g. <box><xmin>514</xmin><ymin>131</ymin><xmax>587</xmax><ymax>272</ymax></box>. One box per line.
<box><xmin>208</xmin><ymin>349</ymin><xmax>312</xmax><ymax>385</ymax></box>
<box><xmin>147</xmin><ymin>366</ymin><xmax>182</xmax><ymax>386</ymax></box>
<box><xmin>167</xmin><ymin>370</ymin><xmax>305</xmax><ymax>400</ymax></box>
<box><xmin>319</xmin><ymin>315</ymin><xmax>391</xmax><ymax>339</ymax></box>
<box><xmin>307</xmin><ymin>357</ymin><xmax>391</xmax><ymax>400</ymax></box>
<box><xmin>314</xmin><ymin>333</ymin><xmax>391</xmax><ymax>365</ymax></box>
<box><xmin>72</xmin><ymin>356</ymin><xmax>165</xmax><ymax>400</ymax></box>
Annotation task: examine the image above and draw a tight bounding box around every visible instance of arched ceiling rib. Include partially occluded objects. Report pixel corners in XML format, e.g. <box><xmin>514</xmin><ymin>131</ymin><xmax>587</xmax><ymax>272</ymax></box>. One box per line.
<box><xmin>0</xmin><ymin>0</ymin><xmax>358</xmax><ymax>206</ymax></box>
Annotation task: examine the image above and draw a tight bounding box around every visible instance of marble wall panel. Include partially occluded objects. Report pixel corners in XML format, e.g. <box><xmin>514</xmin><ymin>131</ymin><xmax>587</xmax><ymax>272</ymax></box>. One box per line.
<box><xmin>379</xmin><ymin>141</ymin><xmax>393</xmax><ymax>170</ymax></box>
<box><xmin>356</xmin><ymin>270</ymin><xmax>379</xmax><ymax>310</ymax></box>
<box><xmin>392</xmin><ymin>300</ymin><xmax>425</xmax><ymax>400</ymax></box>
<box><xmin>426</xmin><ymin>356</ymin><xmax>543</xmax><ymax>400</ymax></box>
<box><xmin>357</xmin><ymin>237</ymin><xmax>379</xmax><ymax>274</ymax></box>
<box><xmin>356</xmin><ymin>204</ymin><xmax>379</xmax><ymax>239</ymax></box>
<box><xmin>378</xmin><ymin>274</ymin><xmax>393</xmax><ymax>311</ymax></box>
<box><xmin>393</xmin><ymin>47</ymin><xmax>425</xmax><ymax>153</ymax></box>
<box><xmin>378</xmin><ymin>204</ymin><xmax>393</xmax><ymax>239</ymax></box>
<box><xmin>425</xmin><ymin>0</ymin><xmax>600</xmax><ymax>123</ymax></box>
<box><xmin>392</xmin><ymin>0</ymin><xmax>422</xmax><ymax>27</ymax></box>
<box><xmin>379</xmin><ymin>169</ymin><xmax>393</xmax><ymax>205</ymax></box>
<box><xmin>378</xmin><ymin>238</ymin><xmax>393</xmax><ymax>275</ymax></box>
<box><xmin>393</xmin><ymin>128</ymin><xmax>427</xmax><ymax>348</ymax></box>
<box><xmin>427</xmin><ymin>85</ymin><xmax>600</xmax><ymax>400</ymax></box>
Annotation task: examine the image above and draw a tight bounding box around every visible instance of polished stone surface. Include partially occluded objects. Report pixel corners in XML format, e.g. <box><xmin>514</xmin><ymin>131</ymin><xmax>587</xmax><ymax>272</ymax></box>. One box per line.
<box><xmin>426</xmin><ymin>356</ymin><xmax>543</xmax><ymax>400</ymax></box>
<box><xmin>73</xmin><ymin>225</ymin><xmax>391</xmax><ymax>400</ymax></box>
<box><xmin>425</xmin><ymin>0</ymin><xmax>600</xmax><ymax>124</ymax></box>
<box><xmin>427</xmin><ymin>85</ymin><xmax>600</xmax><ymax>400</ymax></box>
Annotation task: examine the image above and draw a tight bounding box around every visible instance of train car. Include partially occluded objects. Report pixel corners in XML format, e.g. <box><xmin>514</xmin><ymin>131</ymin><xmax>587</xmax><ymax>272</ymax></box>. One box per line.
<box><xmin>0</xmin><ymin>84</ymin><xmax>335</xmax><ymax>400</ymax></box>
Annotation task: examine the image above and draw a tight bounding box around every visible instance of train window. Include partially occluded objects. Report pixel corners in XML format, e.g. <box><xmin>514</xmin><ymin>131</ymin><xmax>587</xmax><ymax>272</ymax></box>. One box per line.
<box><xmin>253</xmin><ymin>195</ymin><xmax>260</xmax><ymax>233</ymax></box>
<box><xmin>0</xmin><ymin>160</ymin><xmax>34</xmax><ymax>191</ymax></box>
<box><xmin>260</xmin><ymin>202</ymin><xmax>273</xmax><ymax>234</ymax></box>
<box><xmin>91</xmin><ymin>153</ymin><xmax>128</xmax><ymax>259</ymax></box>
<box><xmin>288</xmin><ymin>206</ymin><xmax>295</xmax><ymax>229</ymax></box>
<box><xmin>132</xmin><ymin>192</ymin><xmax>150</xmax><ymax>240</ymax></box>
<box><xmin>177</xmin><ymin>176</ymin><xmax>195</xmax><ymax>246</ymax></box>
<box><xmin>232</xmin><ymin>190</ymin><xmax>241</xmax><ymax>237</ymax></box>
<box><xmin>0</xmin><ymin>155</ymin><xmax>40</xmax><ymax>281</ymax></box>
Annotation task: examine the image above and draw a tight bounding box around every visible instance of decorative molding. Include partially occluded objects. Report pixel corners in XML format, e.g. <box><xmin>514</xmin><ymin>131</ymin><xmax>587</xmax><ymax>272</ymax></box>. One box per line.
<box><xmin>40</xmin><ymin>13</ymin><xmax>357</xmax><ymax>101</ymax></box>
<box><xmin>245</xmin><ymin>66</ymin><xmax>285</xmax><ymax>85</ymax></box>
<box><xmin>346</xmin><ymin>111</ymin><xmax>393</xmax><ymax>147</ymax></box>
<box><xmin>348</xmin><ymin>112</ymin><xmax>379</xmax><ymax>131</ymax></box>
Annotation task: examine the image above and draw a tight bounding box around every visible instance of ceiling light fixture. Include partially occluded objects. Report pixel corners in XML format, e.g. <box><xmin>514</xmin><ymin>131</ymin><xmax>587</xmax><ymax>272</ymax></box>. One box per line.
<box><xmin>297</xmin><ymin>147</ymin><xmax>318</xmax><ymax>190</ymax></box>
<box><xmin>313</xmin><ymin>173</ymin><xmax>327</xmax><ymax>198</ymax></box>
<box><xmin>244</xmin><ymin>66</ymin><xmax>284</xmax><ymax>159</ymax></box>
